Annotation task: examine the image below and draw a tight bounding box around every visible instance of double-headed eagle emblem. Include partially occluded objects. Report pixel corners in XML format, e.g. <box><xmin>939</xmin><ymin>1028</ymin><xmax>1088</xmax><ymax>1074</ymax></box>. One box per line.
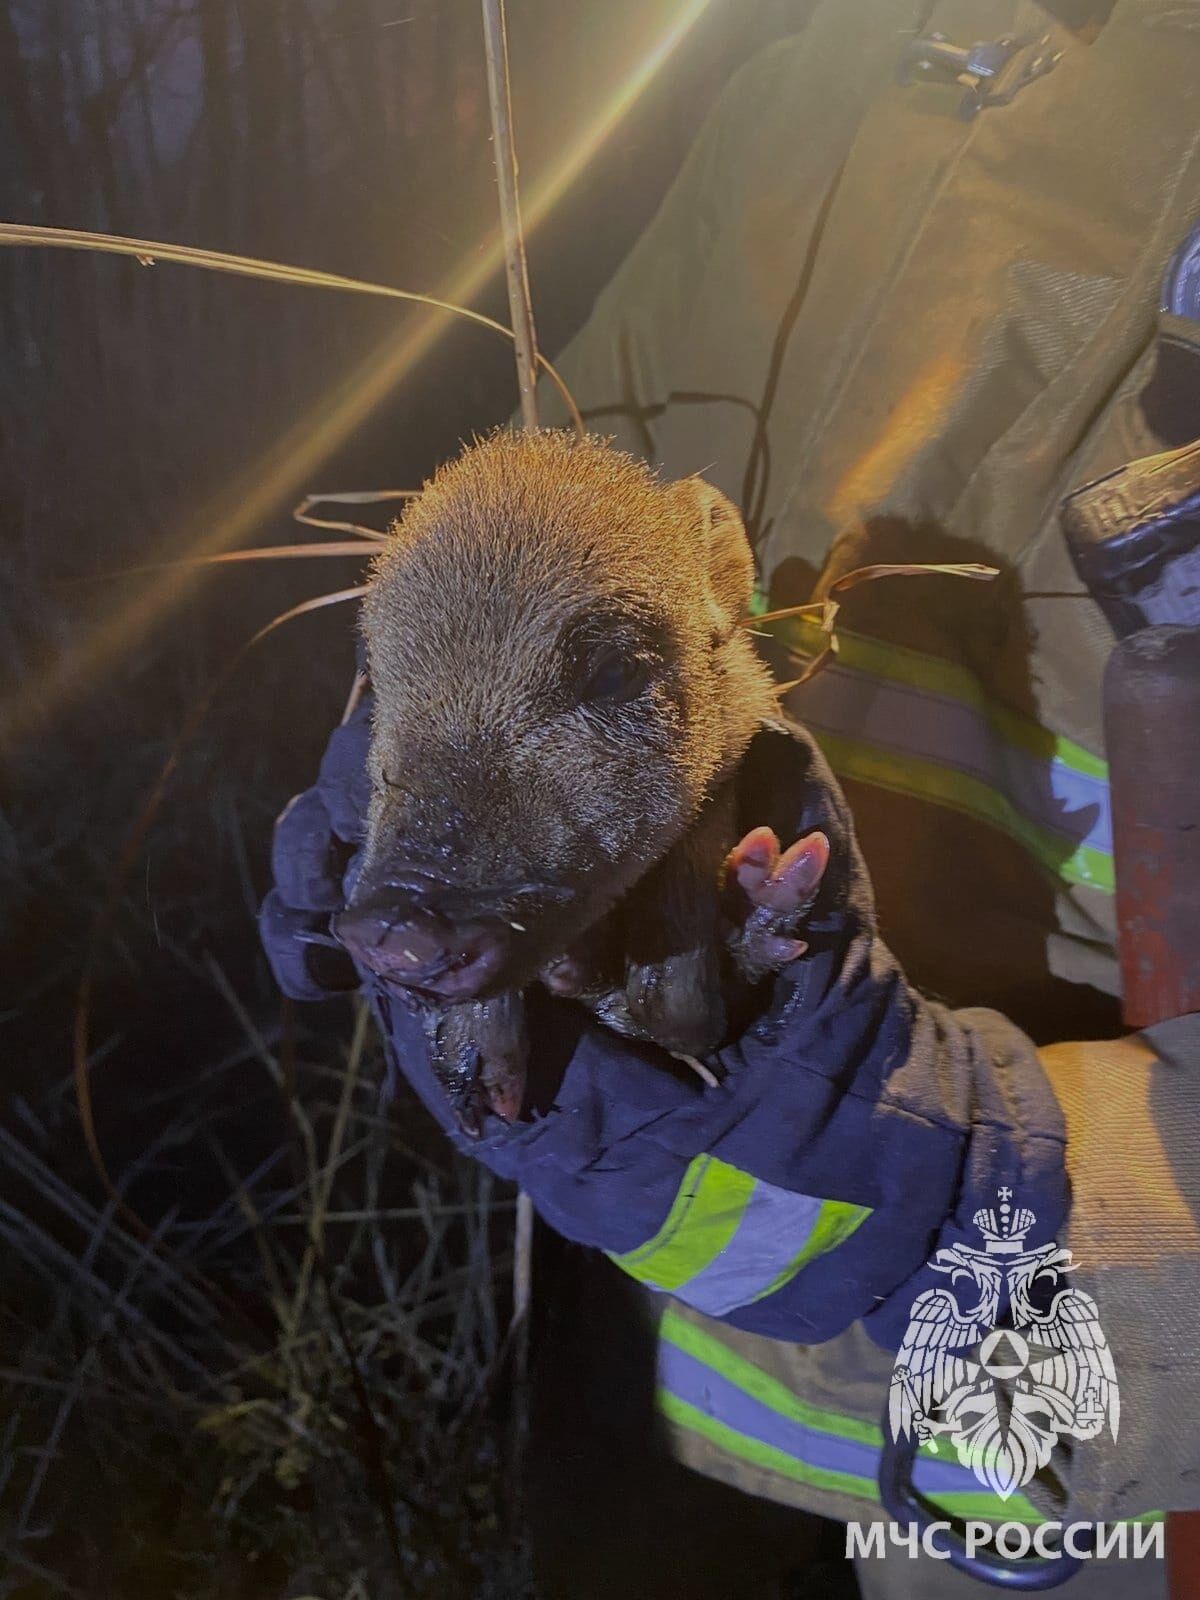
<box><xmin>889</xmin><ymin>1190</ymin><xmax>1119</xmax><ymax>1499</ymax></box>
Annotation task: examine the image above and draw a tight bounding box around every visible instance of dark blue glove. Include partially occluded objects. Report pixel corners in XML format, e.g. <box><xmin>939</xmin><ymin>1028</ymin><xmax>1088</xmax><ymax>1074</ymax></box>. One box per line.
<box><xmin>259</xmin><ymin>695</ymin><xmax>373</xmax><ymax>1001</ymax></box>
<box><xmin>261</xmin><ymin>694</ymin><xmax>1067</xmax><ymax>1350</ymax></box>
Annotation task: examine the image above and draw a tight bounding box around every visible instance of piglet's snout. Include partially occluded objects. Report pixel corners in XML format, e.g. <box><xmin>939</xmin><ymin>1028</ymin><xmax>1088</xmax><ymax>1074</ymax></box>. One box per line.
<box><xmin>333</xmin><ymin>897</ymin><xmax>511</xmax><ymax>1001</ymax></box>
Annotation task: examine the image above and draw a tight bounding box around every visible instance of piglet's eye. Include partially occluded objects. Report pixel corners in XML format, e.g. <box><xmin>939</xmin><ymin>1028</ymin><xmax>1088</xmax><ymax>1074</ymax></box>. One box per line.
<box><xmin>577</xmin><ymin>644</ymin><xmax>648</xmax><ymax>704</ymax></box>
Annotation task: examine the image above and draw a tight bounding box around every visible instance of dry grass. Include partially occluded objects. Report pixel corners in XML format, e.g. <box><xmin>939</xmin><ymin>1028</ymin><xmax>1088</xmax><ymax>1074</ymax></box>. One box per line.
<box><xmin>0</xmin><ymin>993</ymin><xmax>532</xmax><ymax>1599</ymax></box>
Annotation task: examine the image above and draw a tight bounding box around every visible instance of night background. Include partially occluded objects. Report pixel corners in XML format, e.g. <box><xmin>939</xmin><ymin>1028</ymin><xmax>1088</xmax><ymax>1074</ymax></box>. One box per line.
<box><xmin>0</xmin><ymin>3</ymin><xmax>822</xmax><ymax>1595</ymax></box>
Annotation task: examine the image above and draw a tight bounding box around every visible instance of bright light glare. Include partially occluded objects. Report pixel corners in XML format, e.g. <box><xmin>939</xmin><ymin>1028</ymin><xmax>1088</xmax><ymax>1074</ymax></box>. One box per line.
<box><xmin>0</xmin><ymin>0</ymin><xmax>718</xmax><ymax>748</ymax></box>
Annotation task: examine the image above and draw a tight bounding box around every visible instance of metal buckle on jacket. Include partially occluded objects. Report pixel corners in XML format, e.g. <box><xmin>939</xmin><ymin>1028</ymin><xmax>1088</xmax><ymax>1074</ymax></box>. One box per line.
<box><xmin>879</xmin><ymin>1416</ymin><xmax>1089</xmax><ymax>1590</ymax></box>
<box><xmin>899</xmin><ymin>31</ymin><xmax>1062</xmax><ymax>118</ymax></box>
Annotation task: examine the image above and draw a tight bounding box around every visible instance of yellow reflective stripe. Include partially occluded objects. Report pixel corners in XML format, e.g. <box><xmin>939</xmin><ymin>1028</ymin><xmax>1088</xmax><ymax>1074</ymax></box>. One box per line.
<box><xmin>659</xmin><ymin>1307</ymin><xmax>1048</xmax><ymax>1521</ymax></box>
<box><xmin>810</xmin><ymin>727</ymin><xmax>1114</xmax><ymax>891</ymax></box>
<box><xmin>610</xmin><ymin>1159</ymin><xmax>873</xmax><ymax>1311</ymax></box>
<box><xmin>768</xmin><ymin>613</ymin><xmax>1115</xmax><ymax>890</ymax></box>
<box><xmin>661</xmin><ymin>1305</ymin><xmax>879</xmax><ymax>1446</ymax></box>
<box><xmin>749</xmin><ymin>1197</ymin><xmax>872</xmax><ymax>1304</ymax></box>
<box><xmin>612</xmin><ymin>1155</ymin><xmax>755</xmax><ymax>1292</ymax></box>
<box><xmin>783</xmin><ymin>616</ymin><xmax>1107</xmax><ymax>783</ymax></box>
<box><xmin>659</xmin><ymin>1388</ymin><xmax>883</xmax><ymax>1503</ymax></box>
<box><xmin>661</xmin><ymin>1307</ymin><xmax>1165</xmax><ymax>1525</ymax></box>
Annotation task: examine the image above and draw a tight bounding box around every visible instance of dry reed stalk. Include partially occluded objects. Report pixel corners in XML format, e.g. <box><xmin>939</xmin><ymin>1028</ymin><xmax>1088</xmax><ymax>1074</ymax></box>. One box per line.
<box><xmin>480</xmin><ymin>0</ymin><xmax>538</xmax><ymax>1472</ymax></box>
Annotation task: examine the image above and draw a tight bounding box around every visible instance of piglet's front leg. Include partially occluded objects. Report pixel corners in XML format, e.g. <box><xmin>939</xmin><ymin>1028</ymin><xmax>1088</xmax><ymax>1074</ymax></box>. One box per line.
<box><xmin>425</xmin><ymin>990</ymin><xmax>528</xmax><ymax>1137</ymax></box>
<box><xmin>528</xmin><ymin>792</ymin><xmax>735</xmax><ymax>1059</ymax></box>
<box><xmin>619</xmin><ymin>785</ymin><xmax>740</xmax><ymax>1058</ymax></box>
<box><xmin>422</xmin><ymin>824</ymin><xmax>830</xmax><ymax>1134</ymax></box>
<box><xmin>546</xmin><ymin>804</ymin><xmax>830</xmax><ymax>1064</ymax></box>
<box><xmin>617</xmin><ymin>792</ymin><xmax>831</xmax><ymax>1058</ymax></box>
<box><xmin>723</xmin><ymin>826</ymin><xmax>829</xmax><ymax>984</ymax></box>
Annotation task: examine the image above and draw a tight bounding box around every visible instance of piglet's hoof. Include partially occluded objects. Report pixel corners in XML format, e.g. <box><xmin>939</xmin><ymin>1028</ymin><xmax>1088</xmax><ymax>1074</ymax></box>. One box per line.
<box><xmin>724</xmin><ymin>826</ymin><xmax>830</xmax><ymax>983</ymax></box>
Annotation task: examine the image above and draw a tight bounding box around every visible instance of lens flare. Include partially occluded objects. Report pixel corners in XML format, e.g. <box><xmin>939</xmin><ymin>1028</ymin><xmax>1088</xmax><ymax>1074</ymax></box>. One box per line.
<box><xmin>1</xmin><ymin>0</ymin><xmax>718</xmax><ymax>749</ymax></box>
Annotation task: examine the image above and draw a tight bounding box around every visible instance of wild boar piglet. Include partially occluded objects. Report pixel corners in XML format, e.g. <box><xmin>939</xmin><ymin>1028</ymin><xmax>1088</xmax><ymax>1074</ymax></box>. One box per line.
<box><xmin>335</xmin><ymin>431</ymin><xmax>826</xmax><ymax>1130</ymax></box>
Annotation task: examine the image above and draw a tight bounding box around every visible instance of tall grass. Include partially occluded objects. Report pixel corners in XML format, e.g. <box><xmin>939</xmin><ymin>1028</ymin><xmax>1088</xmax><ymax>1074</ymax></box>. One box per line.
<box><xmin>1</xmin><ymin>995</ymin><xmax>528</xmax><ymax>1598</ymax></box>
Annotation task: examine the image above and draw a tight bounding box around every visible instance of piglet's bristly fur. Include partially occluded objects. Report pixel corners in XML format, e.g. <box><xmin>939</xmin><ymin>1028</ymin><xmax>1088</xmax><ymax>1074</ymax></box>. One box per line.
<box><xmin>335</xmin><ymin>430</ymin><xmax>784</xmax><ymax>1131</ymax></box>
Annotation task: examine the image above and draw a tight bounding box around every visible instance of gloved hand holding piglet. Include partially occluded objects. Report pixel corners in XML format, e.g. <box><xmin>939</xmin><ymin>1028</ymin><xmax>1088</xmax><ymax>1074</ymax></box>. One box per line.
<box><xmin>261</xmin><ymin>431</ymin><xmax>1068</xmax><ymax>1350</ymax></box>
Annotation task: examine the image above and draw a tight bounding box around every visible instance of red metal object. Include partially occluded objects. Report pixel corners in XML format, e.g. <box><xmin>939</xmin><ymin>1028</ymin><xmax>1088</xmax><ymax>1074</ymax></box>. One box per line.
<box><xmin>1105</xmin><ymin>624</ymin><xmax>1200</xmax><ymax>1599</ymax></box>
<box><xmin>1104</xmin><ymin>626</ymin><xmax>1200</xmax><ymax>1028</ymax></box>
<box><xmin>1170</xmin><ymin>1515</ymin><xmax>1200</xmax><ymax>1600</ymax></box>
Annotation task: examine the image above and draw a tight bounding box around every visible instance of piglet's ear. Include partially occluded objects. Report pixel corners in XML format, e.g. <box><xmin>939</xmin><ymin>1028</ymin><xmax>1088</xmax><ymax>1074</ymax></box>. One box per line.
<box><xmin>676</xmin><ymin>477</ymin><xmax>756</xmax><ymax>641</ymax></box>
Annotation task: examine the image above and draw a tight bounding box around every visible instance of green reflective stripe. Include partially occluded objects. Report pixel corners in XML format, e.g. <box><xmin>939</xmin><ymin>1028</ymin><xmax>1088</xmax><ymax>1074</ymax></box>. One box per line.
<box><xmin>771</xmin><ymin>615</ymin><xmax>1114</xmax><ymax>891</ymax></box>
<box><xmin>927</xmin><ymin>1493</ymin><xmax>1055</xmax><ymax>1524</ymax></box>
<box><xmin>659</xmin><ymin>1308</ymin><xmax>1046</xmax><ymax>1522</ymax></box>
<box><xmin>661</xmin><ymin>1305</ymin><xmax>878</xmax><ymax>1445</ymax></box>
<box><xmin>610</xmin><ymin>1160</ymin><xmax>873</xmax><ymax>1312</ymax></box>
<box><xmin>808</xmin><ymin>727</ymin><xmax>1114</xmax><ymax>893</ymax></box>
<box><xmin>660</xmin><ymin>1388</ymin><xmax>881</xmax><ymax>1502</ymax></box>
<box><xmin>613</xmin><ymin>1155</ymin><xmax>755</xmax><ymax>1292</ymax></box>
<box><xmin>782</xmin><ymin>617</ymin><xmax>1107</xmax><ymax>784</ymax></box>
<box><xmin>750</xmin><ymin>1198</ymin><xmax>873</xmax><ymax>1304</ymax></box>
<box><xmin>658</xmin><ymin>1391</ymin><xmax>1059</xmax><ymax>1523</ymax></box>
<box><xmin>661</xmin><ymin>1303</ymin><xmax>1167</xmax><ymax>1526</ymax></box>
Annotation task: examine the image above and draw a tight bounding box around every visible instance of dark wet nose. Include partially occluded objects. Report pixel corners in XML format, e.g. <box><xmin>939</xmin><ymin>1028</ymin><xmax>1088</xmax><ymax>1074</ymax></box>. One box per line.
<box><xmin>332</xmin><ymin>898</ymin><xmax>511</xmax><ymax>1001</ymax></box>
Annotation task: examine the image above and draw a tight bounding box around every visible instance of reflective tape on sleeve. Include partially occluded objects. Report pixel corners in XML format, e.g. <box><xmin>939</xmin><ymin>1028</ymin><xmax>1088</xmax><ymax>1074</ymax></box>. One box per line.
<box><xmin>608</xmin><ymin>1154</ymin><xmax>871</xmax><ymax>1316</ymax></box>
